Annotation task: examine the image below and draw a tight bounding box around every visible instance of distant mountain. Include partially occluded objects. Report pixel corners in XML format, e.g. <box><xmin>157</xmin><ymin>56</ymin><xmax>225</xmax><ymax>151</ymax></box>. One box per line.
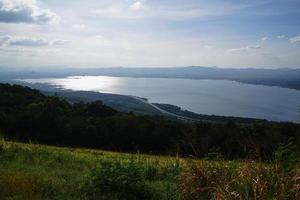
<box><xmin>1</xmin><ymin>66</ymin><xmax>300</xmax><ymax>90</ymax></box>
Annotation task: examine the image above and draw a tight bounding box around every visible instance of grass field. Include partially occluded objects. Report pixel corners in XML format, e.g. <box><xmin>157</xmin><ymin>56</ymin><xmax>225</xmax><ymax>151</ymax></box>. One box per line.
<box><xmin>0</xmin><ymin>139</ymin><xmax>185</xmax><ymax>200</ymax></box>
<box><xmin>0</xmin><ymin>139</ymin><xmax>299</xmax><ymax>200</ymax></box>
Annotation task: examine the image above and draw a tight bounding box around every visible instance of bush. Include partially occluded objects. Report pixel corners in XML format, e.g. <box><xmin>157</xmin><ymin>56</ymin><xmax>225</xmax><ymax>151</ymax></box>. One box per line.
<box><xmin>81</xmin><ymin>159</ymin><xmax>153</xmax><ymax>200</ymax></box>
<box><xmin>274</xmin><ymin>141</ymin><xmax>299</xmax><ymax>172</ymax></box>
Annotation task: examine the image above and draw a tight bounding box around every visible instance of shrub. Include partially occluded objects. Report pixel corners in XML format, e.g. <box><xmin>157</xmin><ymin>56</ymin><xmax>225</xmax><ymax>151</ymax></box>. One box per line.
<box><xmin>274</xmin><ymin>141</ymin><xmax>299</xmax><ymax>172</ymax></box>
<box><xmin>81</xmin><ymin>159</ymin><xmax>153</xmax><ymax>200</ymax></box>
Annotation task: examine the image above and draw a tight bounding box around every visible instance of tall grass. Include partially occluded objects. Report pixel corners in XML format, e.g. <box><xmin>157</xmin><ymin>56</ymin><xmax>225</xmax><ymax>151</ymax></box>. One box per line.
<box><xmin>178</xmin><ymin>148</ymin><xmax>300</xmax><ymax>200</ymax></box>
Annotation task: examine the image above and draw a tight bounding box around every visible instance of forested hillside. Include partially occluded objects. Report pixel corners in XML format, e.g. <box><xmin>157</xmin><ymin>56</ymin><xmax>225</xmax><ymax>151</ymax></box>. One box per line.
<box><xmin>0</xmin><ymin>83</ymin><xmax>299</xmax><ymax>160</ymax></box>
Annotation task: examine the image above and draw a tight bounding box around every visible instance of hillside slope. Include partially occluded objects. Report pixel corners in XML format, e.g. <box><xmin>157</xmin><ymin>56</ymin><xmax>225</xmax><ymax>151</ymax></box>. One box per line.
<box><xmin>0</xmin><ymin>140</ymin><xmax>182</xmax><ymax>200</ymax></box>
<box><xmin>1</xmin><ymin>140</ymin><xmax>299</xmax><ymax>200</ymax></box>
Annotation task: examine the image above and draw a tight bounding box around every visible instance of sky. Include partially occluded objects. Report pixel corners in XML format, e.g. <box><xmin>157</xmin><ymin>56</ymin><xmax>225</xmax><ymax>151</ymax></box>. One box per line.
<box><xmin>0</xmin><ymin>0</ymin><xmax>300</xmax><ymax>69</ymax></box>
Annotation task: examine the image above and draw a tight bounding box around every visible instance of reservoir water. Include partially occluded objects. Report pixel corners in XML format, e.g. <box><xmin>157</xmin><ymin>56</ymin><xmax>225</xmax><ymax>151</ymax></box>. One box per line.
<box><xmin>22</xmin><ymin>76</ymin><xmax>300</xmax><ymax>122</ymax></box>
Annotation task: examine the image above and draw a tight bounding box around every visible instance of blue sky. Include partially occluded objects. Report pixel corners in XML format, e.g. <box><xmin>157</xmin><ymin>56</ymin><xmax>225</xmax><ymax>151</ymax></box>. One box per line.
<box><xmin>0</xmin><ymin>0</ymin><xmax>300</xmax><ymax>68</ymax></box>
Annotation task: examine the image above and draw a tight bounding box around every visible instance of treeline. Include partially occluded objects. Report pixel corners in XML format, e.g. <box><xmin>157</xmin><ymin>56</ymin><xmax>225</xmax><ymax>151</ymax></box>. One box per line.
<box><xmin>0</xmin><ymin>83</ymin><xmax>299</xmax><ymax>160</ymax></box>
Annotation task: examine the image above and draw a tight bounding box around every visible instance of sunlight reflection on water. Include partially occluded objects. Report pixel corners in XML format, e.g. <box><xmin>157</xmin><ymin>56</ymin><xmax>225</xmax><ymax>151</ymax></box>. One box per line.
<box><xmin>25</xmin><ymin>76</ymin><xmax>121</xmax><ymax>94</ymax></box>
<box><xmin>22</xmin><ymin>76</ymin><xmax>300</xmax><ymax>122</ymax></box>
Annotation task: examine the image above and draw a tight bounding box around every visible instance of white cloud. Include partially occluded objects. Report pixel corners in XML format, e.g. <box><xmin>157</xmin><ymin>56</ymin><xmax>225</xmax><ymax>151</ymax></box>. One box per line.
<box><xmin>130</xmin><ymin>1</ymin><xmax>142</xmax><ymax>11</ymax></box>
<box><xmin>228</xmin><ymin>44</ymin><xmax>261</xmax><ymax>52</ymax></box>
<box><xmin>91</xmin><ymin>7</ymin><xmax>132</xmax><ymax>19</ymax></box>
<box><xmin>0</xmin><ymin>35</ymin><xmax>69</xmax><ymax>47</ymax></box>
<box><xmin>91</xmin><ymin>3</ymin><xmax>146</xmax><ymax>20</ymax></box>
<box><xmin>247</xmin><ymin>45</ymin><xmax>261</xmax><ymax>49</ymax></box>
<box><xmin>289</xmin><ymin>35</ymin><xmax>300</xmax><ymax>43</ymax></box>
<box><xmin>228</xmin><ymin>48</ymin><xmax>243</xmax><ymax>52</ymax></box>
<box><xmin>91</xmin><ymin>2</ymin><xmax>237</xmax><ymax>21</ymax></box>
<box><xmin>203</xmin><ymin>45</ymin><xmax>213</xmax><ymax>49</ymax></box>
<box><xmin>50</xmin><ymin>39</ymin><xmax>70</xmax><ymax>46</ymax></box>
<box><xmin>95</xmin><ymin>35</ymin><xmax>104</xmax><ymax>39</ymax></box>
<box><xmin>0</xmin><ymin>0</ymin><xmax>60</xmax><ymax>24</ymax></box>
<box><xmin>0</xmin><ymin>34</ymin><xmax>10</xmax><ymax>45</ymax></box>
<box><xmin>261</xmin><ymin>37</ymin><xmax>269</xmax><ymax>41</ymax></box>
<box><xmin>72</xmin><ymin>24</ymin><xmax>86</xmax><ymax>31</ymax></box>
<box><xmin>10</xmin><ymin>37</ymin><xmax>49</xmax><ymax>46</ymax></box>
<box><xmin>276</xmin><ymin>35</ymin><xmax>286</xmax><ymax>39</ymax></box>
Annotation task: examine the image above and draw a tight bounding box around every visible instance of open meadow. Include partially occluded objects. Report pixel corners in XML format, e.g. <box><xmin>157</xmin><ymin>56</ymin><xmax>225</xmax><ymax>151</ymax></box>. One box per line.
<box><xmin>1</xmin><ymin>139</ymin><xmax>299</xmax><ymax>200</ymax></box>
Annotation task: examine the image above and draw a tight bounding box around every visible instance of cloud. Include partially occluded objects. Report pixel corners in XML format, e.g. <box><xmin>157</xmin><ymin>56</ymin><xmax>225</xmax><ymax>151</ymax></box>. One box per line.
<box><xmin>92</xmin><ymin>7</ymin><xmax>128</xmax><ymax>19</ymax></box>
<box><xmin>0</xmin><ymin>34</ymin><xmax>10</xmax><ymax>44</ymax></box>
<box><xmin>0</xmin><ymin>0</ymin><xmax>60</xmax><ymax>24</ymax></box>
<box><xmin>261</xmin><ymin>37</ymin><xmax>269</xmax><ymax>41</ymax></box>
<box><xmin>203</xmin><ymin>45</ymin><xmax>213</xmax><ymax>49</ymax></box>
<box><xmin>50</xmin><ymin>39</ymin><xmax>70</xmax><ymax>46</ymax></box>
<box><xmin>276</xmin><ymin>35</ymin><xmax>286</xmax><ymax>39</ymax></box>
<box><xmin>0</xmin><ymin>35</ymin><xmax>70</xmax><ymax>47</ymax></box>
<box><xmin>10</xmin><ymin>37</ymin><xmax>49</xmax><ymax>46</ymax></box>
<box><xmin>91</xmin><ymin>1</ymin><xmax>143</xmax><ymax>19</ymax></box>
<box><xmin>91</xmin><ymin>2</ymin><xmax>237</xmax><ymax>21</ymax></box>
<box><xmin>72</xmin><ymin>24</ymin><xmax>86</xmax><ymax>31</ymax></box>
<box><xmin>228</xmin><ymin>44</ymin><xmax>261</xmax><ymax>52</ymax></box>
<box><xmin>130</xmin><ymin>1</ymin><xmax>142</xmax><ymax>11</ymax></box>
<box><xmin>92</xmin><ymin>5</ymin><xmax>144</xmax><ymax>19</ymax></box>
<box><xmin>247</xmin><ymin>45</ymin><xmax>261</xmax><ymax>49</ymax></box>
<box><xmin>289</xmin><ymin>35</ymin><xmax>300</xmax><ymax>43</ymax></box>
<box><xmin>95</xmin><ymin>35</ymin><xmax>104</xmax><ymax>39</ymax></box>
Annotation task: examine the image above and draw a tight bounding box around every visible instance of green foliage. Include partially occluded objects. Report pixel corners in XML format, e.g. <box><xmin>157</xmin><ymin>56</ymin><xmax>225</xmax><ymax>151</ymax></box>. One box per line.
<box><xmin>81</xmin><ymin>159</ymin><xmax>152</xmax><ymax>200</ymax></box>
<box><xmin>274</xmin><ymin>139</ymin><xmax>299</xmax><ymax>172</ymax></box>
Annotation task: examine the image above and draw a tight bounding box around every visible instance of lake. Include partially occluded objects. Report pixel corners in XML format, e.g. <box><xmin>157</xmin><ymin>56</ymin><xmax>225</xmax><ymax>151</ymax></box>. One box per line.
<box><xmin>22</xmin><ymin>76</ymin><xmax>300</xmax><ymax>123</ymax></box>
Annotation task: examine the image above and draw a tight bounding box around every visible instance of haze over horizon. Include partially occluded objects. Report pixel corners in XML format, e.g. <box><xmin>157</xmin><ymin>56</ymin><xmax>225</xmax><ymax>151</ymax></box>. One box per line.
<box><xmin>0</xmin><ymin>0</ymin><xmax>300</xmax><ymax>69</ymax></box>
